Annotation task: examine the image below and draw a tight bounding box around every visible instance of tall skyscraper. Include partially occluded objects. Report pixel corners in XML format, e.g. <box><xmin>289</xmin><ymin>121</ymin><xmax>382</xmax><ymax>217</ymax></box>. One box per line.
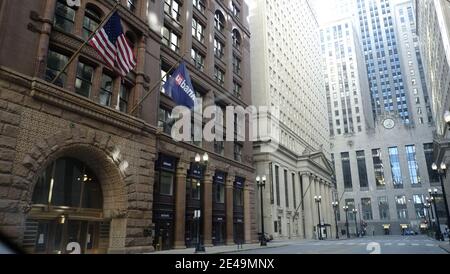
<box><xmin>321</xmin><ymin>17</ymin><xmax>374</xmax><ymax>137</ymax></box>
<box><xmin>250</xmin><ymin>0</ymin><xmax>335</xmax><ymax>240</ymax></box>
<box><xmin>324</xmin><ymin>0</ymin><xmax>439</xmax><ymax>236</ymax></box>
<box><xmin>357</xmin><ymin>0</ymin><xmax>412</xmax><ymax>123</ymax></box>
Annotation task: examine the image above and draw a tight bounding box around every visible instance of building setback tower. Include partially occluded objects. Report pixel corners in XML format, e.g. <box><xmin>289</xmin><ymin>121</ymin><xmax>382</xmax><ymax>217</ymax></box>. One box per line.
<box><xmin>250</xmin><ymin>0</ymin><xmax>335</xmax><ymax>241</ymax></box>
<box><xmin>323</xmin><ymin>0</ymin><xmax>441</xmax><ymax>236</ymax></box>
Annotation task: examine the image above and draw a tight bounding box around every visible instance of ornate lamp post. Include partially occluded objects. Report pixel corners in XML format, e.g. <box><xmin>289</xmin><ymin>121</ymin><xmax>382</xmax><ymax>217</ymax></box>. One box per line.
<box><xmin>194</xmin><ymin>153</ymin><xmax>208</xmax><ymax>253</ymax></box>
<box><xmin>314</xmin><ymin>196</ymin><xmax>323</xmax><ymax>240</ymax></box>
<box><xmin>353</xmin><ymin>209</ymin><xmax>359</xmax><ymax>237</ymax></box>
<box><xmin>256</xmin><ymin>175</ymin><xmax>267</xmax><ymax>246</ymax></box>
<box><xmin>343</xmin><ymin>205</ymin><xmax>350</xmax><ymax>238</ymax></box>
<box><xmin>429</xmin><ymin>188</ymin><xmax>444</xmax><ymax>241</ymax></box>
<box><xmin>332</xmin><ymin>201</ymin><xmax>339</xmax><ymax>239</ymax></box>
<box><xmin>424</xmin><ymin>200</ymin><xmax>432</xmax><ymax>231</ymax></box>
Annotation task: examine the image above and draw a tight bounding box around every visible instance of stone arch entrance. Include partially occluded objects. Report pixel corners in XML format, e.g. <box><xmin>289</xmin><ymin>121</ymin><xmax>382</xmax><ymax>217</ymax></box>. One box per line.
<box><xmin>19</xmin><ymin>130</ymin><xmax>129</xmax><ymax>254</ymax></box>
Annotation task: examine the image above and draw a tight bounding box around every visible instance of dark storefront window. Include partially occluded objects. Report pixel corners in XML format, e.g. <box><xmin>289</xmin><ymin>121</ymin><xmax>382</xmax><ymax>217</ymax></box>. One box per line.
<box><xmin>233</xmin><ymin>177</ymin><xmax>245</xmax><ymax>244</ymax></box>
<box><xmin>153</xmin><ymin>155</ymin><xmax>177</xmax><ymax>251</ymax></box>
<box><xmin>185</xmin><ymin>163</ymin><xmax>204</xmax><ymax>248</ymax></box>
<box><xmin>213</xmin><ymin>172</ymin><xmax>226</xmax><ymax>246</ymax></box>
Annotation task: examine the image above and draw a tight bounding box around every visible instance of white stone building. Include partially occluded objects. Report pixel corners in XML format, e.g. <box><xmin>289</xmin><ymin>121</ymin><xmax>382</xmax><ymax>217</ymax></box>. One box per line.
<box><xmin>249</xmin><ymin>0</ymin><xmax>335</xmax><ymax>240</ymax></box>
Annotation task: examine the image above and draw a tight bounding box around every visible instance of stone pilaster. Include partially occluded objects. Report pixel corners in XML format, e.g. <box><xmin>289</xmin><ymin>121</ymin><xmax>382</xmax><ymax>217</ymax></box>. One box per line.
<box><xmin>203</xmin><ymin>168</ymin><xmax>213</xmax><ymax>247</ymax></box>
<box><xmin>303</xmin><ymin>175</ymin><xmax>313</xmax><ymax>239</ymax></box>
<box><xmin>174</xmin><ymin>162</ymin><xmax>188</xmax><ymax>249</ymax></box>
<box><xmin>34</xmin><ymin>0</ymin><xmax>57</xmax><ymax>78</ymax></box>
<box><xmin>225</xmin><ymin>174</ymin><xmax>234</xmax><ymax>245</ymax></box>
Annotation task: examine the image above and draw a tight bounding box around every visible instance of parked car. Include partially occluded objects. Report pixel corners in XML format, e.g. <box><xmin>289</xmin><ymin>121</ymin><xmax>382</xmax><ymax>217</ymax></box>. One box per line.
<box><xmin>403</xmin><ymin>229</ymin><xmax>417</xmax><ymax>236</ymax></box>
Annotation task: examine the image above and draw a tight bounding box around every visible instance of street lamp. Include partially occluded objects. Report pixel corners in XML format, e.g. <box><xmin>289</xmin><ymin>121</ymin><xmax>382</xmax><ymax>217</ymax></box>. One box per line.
<box><xmin>432</xmin><ymin>162</ymin><xmax>450</xmax><ymax>239</ymax></box>
<box><xmin>424</xmin><ymin>200</ymin><xmax>432</xmax><ymax>231</ymax></box>
<box><xmin>332</xmin><ymin>201</ymin><xmax>339</xmax><ymax>239</ymax></box>
<box><xmin>256</xmin><ymin>175</ymin><xmax>267</xmax><ymax>246</ymax></box>
<box><xmin>429</xmin><ymin>188</ymin><xmax>444</xmax><ymax>241</ymax></box>
<box><xmin>314</xmin><ymin>196</ymin><xmax>323</xmax><ymax>240</ymax></box>
<box><xmin>353</xmin><ymin>209</ymin><xmax>359</xmax><ymax>238</ymax></box>
<box><xmin>343</xmin><ymin>206</ymin><xmax>350</xmax><ymax>238</ymax></box>
<box><xmin>194</xmin><ymin>153</ymin><xmax>208</xmax><ymax>253</ymax></box>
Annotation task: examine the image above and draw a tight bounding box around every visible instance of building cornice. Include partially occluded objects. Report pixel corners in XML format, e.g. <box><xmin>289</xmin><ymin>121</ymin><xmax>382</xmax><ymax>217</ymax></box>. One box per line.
<box><xmin>0</xmin><ymin>66</ymin><xmax>157</xmax><ymax>136</ymax></box>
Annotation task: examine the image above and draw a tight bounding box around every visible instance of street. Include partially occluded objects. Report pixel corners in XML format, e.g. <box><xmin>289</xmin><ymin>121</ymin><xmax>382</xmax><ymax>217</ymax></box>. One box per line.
<box><xmin>227</xmin><ymin>235</ymin><xmax>448</xmax><ymax>254</ymax></box>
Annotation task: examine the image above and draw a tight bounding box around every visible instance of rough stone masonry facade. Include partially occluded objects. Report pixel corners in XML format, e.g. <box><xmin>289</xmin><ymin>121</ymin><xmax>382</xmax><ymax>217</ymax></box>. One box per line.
<box><xmin>0</xmin><ymin>67</ymin><xmax>157</xmax><ymax>253</ymax></box>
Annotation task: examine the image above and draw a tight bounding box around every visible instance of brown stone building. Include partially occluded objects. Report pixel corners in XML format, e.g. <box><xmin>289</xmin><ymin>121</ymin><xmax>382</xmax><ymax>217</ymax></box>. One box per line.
<box><xmin>0</xmin><ymin>0</ymin><xmax>255</xmax><ymax>254</ymax></box>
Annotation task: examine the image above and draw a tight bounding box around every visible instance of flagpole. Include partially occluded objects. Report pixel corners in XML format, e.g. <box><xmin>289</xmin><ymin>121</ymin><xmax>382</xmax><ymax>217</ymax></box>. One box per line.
<box><xmin>129</xmin><ymin>56</ymin><xmax>185</xmax><ymax>116</ymax></box>
<box><xmin>51</xmin><ymin>1</ymin><xmax>121</xmax><ymax>84</ymax></box>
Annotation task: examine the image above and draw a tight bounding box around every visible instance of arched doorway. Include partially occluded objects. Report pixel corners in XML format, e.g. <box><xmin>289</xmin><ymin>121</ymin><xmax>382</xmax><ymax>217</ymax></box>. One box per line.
<box><xmin>24</xmin><ymin>157</ymin><xmax>108</xmax><ymax>254</ymax></box>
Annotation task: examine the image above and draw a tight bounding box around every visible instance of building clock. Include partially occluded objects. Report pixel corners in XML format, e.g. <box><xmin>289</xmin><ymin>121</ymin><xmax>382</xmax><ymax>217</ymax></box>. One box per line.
<box><xmin>383</xmin><ymin>118</ymin><xmax>395</xmax><ymax>129</ymax></box>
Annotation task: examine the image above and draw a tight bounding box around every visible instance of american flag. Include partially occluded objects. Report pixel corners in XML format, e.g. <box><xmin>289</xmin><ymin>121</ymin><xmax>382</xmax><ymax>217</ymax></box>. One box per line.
<box><xmin>89</xmin><ymin>11</ymin><xmax>136</xmax><ymax>76</ymax></box>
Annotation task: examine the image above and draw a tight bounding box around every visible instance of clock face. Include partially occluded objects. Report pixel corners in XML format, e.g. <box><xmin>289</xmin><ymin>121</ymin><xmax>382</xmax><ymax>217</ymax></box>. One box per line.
<box><xmin>383</xmin><ymin>118</ymin><xmax>395</xmax><ymax>129</ymax></box>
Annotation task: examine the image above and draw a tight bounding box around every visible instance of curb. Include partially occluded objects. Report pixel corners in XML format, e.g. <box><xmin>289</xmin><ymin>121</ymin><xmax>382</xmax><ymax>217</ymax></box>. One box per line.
<box><xmin>439</xmin><ymin>244</ymin><xmax>450</xmax><ymax>254</ymax></box>
<box><xmin>215</xmin><ymin>244</ymin><xmax>291</xmax><ymax>254</ymax></box>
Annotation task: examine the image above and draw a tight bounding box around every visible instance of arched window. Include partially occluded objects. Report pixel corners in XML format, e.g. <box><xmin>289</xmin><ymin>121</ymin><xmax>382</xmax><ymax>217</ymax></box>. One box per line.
<box><xmin>214</xmin><ymin>11</ymin><xmax>225</xmax><ymax>32</ymax></box>
<box><xmin>54</xmin><ymin>0</ymin><xmax>77</xmax><ymax>33</ymax></box>
<box><xmin>32</xmin><ymin>158</ymin><xmax>103</xmax><ymax>209</ymax></box>
<box><xmin>83</xmin><ymin>4</ymin><xmax>103</xmax><ymax>40</ymax></box>
<box><xmin>232</xmin><ymin>29</ymin><xmax>241</xmax><ymax>48</ymax></box>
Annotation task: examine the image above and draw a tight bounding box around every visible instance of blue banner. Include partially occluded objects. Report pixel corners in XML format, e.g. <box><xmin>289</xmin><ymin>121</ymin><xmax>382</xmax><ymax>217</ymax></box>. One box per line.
<box><xmin>162</xmin><ymin>62</ymin><xmax>196</xmax><ymax>109</ymax></box>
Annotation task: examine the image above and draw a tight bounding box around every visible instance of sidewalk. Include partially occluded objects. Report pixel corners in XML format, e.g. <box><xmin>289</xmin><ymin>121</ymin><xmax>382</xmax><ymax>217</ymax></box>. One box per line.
<box><xmin>439</xmin><ymin>243</ymin><xmax>450</xmax><ymax>253</ymax></box>
<box><xmin>150</xmin><ymin>241</ymin><xmax>290</xmax><ymax>254</ymax></box>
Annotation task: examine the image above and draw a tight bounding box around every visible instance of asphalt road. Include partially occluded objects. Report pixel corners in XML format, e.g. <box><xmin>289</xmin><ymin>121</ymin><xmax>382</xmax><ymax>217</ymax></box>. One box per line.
<box><xmin>227</xmin><ymin>235</ymin><xmax>448</xmax><ymax>254</ymax></box>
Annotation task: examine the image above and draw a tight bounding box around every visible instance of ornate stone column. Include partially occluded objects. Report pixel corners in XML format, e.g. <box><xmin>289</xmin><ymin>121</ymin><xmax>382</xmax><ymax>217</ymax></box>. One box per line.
<box><xmin>225</xmin><ymin>174</ymin><xmax>234</xmax><ymax>245</ymax></box>
<box><xmin>303</xmin><ymin>174</ymin><xmax>313</xmax><ymax>239</ymax></box>
<box><xmin>174</xmin><ymin>162</ymin><xmax>188</xmax><ymax>249</ymax></box>
<box><xmin>203</xmin><ymin>167</ymin><xmax>214</xmax><ymax>247</ymax></box>
<box><xmin>244</xmin><ymin>178</ymin><xmax>253</xmax><ymax>244</ymax></box>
